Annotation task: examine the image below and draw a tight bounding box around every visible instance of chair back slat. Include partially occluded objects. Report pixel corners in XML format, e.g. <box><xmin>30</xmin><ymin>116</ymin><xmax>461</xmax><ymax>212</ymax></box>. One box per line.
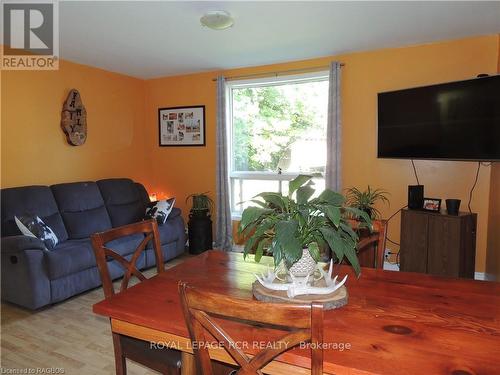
<box><xmin>102</xmin><ymin>246</ymin><xmax>147</xmax><ymax>283</ymax></box>
<box><xmin>192</xmin><ymin>310</ymin><xmax>253</xmax><ymax>368</ymax></box>
<box><xmin>181</xmin><ymin>286</ymin><xmax>312</xmax><ymax>329</ymax></box>
<box><xmin>120</xmin><ymin>232</ymin><xmax>154</xmax><ymax>292</ymax></box>
<box><xmin>178</xmin><ymin>282</ymin><xmax>324</xmax><ymax>375</ymax></box>
<box><xmin>91</xmin><ymin>219</ymin><xmax>164</xmax><ymax>299</ymax></box>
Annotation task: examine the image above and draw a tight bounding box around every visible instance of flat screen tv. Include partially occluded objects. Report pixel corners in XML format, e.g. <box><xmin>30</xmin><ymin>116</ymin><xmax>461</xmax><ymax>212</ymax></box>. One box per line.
<box><xmin>377</xmin><ymin>75</ymin><xmax>500</xmax><ymax>161</ymax></box>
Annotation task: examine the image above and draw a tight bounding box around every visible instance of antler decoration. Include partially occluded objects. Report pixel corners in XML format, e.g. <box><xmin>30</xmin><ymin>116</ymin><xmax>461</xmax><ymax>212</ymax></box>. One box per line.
<box><xmin>254</xmin><ymin>260</ymin><xmax>348</xmax><ymax>298</ymax></box>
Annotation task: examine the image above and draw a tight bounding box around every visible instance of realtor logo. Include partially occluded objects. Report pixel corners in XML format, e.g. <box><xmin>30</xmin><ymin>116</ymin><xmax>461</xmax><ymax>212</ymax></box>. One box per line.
<box><xmin>1</xmin><ymin>1</ymin><xmax>59</xmax><ymax>70</ymax></box>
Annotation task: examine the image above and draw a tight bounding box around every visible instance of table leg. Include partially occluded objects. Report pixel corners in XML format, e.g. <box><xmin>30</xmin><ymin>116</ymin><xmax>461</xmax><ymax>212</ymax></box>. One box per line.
<box><xmin>181</xmin><ymin>352</ymin><xmax>196</xmax><ymax>375</ymax></box>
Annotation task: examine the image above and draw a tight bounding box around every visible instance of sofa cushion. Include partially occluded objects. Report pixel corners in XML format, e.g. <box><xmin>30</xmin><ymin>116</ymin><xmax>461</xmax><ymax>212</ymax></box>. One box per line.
<box><xmin>46</xmin><ymin>239</ymin><xmax>96</xmax><ymax>279</ymax></box>
<box><xmin>47</xmin><ymin>234</ymin><xmax>145</xmax><ymax>280</ymax></box>
<box><xmin>135</xmin><ymin>183</ymin><xmax>151</xmax><ymax>207</ymax></box>
<box><xmin>97</xmin><ymin>179</ymin><xmax>146</xmax><ymax>227</ymax></box>
<box><xmin>1</xmin><ymin>186</ymin><xmax>68</xmax><ymax>241</ymax></box>
<box><xmin>145</xmin><ymin>242</ymin><xmax>184</xmax><ymax>268</ymax></box>
<box><xmin>105</xmin><ymin>233</ymin><xmax>145</xmax><ymax>257</ymax></box>
<box><xmin>147</xmin><ymin>209</ymin><xmax>183</xmax><ymax>248</ymax></box>
<box><xmin>51</xmin><ymin>182</ymin><xmax>112</xmax><ymax>239</ymax></box>
<box><xmin>168</xmin><ymin>207</ymin><xmax>181</xmax><ymax>220</ymax></box>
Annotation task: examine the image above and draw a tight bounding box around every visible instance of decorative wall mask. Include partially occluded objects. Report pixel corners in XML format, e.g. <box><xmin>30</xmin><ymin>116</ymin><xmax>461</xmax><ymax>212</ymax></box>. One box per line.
<box><xmin>61</xmin><ymin>89</ymin><xmax>87</xmax><ymax>146</ymax></box>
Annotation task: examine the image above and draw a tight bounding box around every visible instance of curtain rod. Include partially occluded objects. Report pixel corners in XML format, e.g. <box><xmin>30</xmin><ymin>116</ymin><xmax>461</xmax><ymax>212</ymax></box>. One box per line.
<box><xmin>211</xmin><ymin>63</ymin><xmax>345</xmax><ymax>82</ymax></box>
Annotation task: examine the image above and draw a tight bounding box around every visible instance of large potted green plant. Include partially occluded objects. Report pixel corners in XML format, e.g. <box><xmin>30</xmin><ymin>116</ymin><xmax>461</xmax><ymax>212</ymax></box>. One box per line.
<box><xmin>345</xmin><ymin>186</ymin><xmax>389</xmax><ymax>219</ymax></box>
<box><xmin>186</xmin><ymin>193</ymin><xmax>214</xmax><ymax>254</ymax></box>
<box><xmin>238</xmin><ymin>175</ymin><xmax>371</xmax><ymax>276</ymax></box>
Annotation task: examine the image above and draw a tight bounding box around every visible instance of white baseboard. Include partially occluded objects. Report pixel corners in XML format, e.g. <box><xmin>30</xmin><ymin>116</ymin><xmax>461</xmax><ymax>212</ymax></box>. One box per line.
<box><xmin>383</xmin><ymin>261</ymin><xmax>399</xmax><ymax>271</ymax></box>
<box><xmin>474</xmin><ymin>272</ymin><xmax>486</xmax><ymax>280</ymax></box>
<box><xmin>382</xmin><ymin>265</ymin><xmax>496</xmax><ymax>281</ymax></box>
<box><xmin>475</xmin><ymin>272</ymin><xmax>497</xmax><ymax>281</ymax></box>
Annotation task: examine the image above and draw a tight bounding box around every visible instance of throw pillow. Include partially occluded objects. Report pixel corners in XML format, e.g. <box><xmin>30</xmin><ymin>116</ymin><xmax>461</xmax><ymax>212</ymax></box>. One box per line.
<box><xmin>145</xmin><ymin>198</ymin><xmax>176</xmax><ymax>225</ymax></box>
<box><xmin>14</xmin><ymin>215</ymin><xmax>59</xmax><ymax>250</ymax></box>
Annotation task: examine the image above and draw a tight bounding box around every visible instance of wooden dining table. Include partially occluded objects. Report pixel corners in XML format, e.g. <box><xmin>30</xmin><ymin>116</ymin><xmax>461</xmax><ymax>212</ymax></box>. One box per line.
<box><xmin>93</xmin><ymin>250</ymin><xmax>500</xmax><ymax>375</ymax></box>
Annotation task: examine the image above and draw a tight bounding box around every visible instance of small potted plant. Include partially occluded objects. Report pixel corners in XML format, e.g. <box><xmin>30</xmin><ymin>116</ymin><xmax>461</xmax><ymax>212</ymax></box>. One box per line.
<box><xmin>186</xmin><ymin>193</ymin><xmax>214</xmax><ymax>218</ymax></box>
<box><xmin>186</xmin><ymin>193</ymin><xmax>214</xmax><ymax>254</ymax></box>
<box><xmin>238</xmin><ymin>175</ymin><xmax>371</xmax><ymax>276</ymax></box>
<box><xmin>345</xmin><ymin>186</ymin><xmax>389</xmax><ymax>219</ymax></box>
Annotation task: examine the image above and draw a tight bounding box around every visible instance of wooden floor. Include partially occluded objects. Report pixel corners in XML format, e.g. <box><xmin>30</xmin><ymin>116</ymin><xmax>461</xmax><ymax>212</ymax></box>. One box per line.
<box><xmin>0</xmin><ymin>256</ymin><xmax>187</xmax><ymax>375</ymax></box>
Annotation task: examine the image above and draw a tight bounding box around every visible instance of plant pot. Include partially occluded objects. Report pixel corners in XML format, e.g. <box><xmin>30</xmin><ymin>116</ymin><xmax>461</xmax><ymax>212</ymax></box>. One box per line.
<box><xmin>288</xmin><ymin>248</ymin><xmax>317</xmax><ymax>277</ymax></box>
<box><xmin>190</xmin><ymin>208</ymin><xmax>210</xmax><ymax>218</ymax></box>
<box><xmin>188</xmin><ymin>213</ymin><xmax>213</xmax><ymax>254</ymax></box>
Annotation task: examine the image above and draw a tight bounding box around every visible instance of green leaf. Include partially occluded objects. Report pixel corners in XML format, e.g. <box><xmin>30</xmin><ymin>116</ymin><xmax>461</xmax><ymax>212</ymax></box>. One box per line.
<box><xmin>344</xmin><ymin>207</ymin><xmax>372</xmax><ymax>227</ymax></box>
<box><xmin>288</xmin><ymin>175</ymin><xmax>313</xmax><ymax>197</ymax></box>
<box><xmin>238</xmin><ymin>220</ymin><xmax>256</xmax><ymax>236</ymax></box>
<box><xmin>339</xmin><ymin>222</ymin><xmax>359</xmax><ymax>242</ymax></box>
<box><xmin>323</xmin><ymin>205</ymin><xmax>341</xmax><ymax>227</ymax></box>
<box><xmin>239</xmin><ymin>207</ymin><xmax>272</xmax><ymax>232</ymax></box>
<box><xmin>275</xmin><ymin>220</ymin><xmax>302</xmax><ymax>267</ymax></box>
<box><xmin>308</xmin><ymin>242</ymin><xmax>320</xmax><ymax>262</ymax></box>
<box><xmin>317</xmin><ymin>189</ymin><xmax>345</xmax><ymax>206</ymax></box>
<box><xmin>242</xmin><ymin>218</ymin><xmax>275</xmax><ymax>259</ymax></box>
<box><xmin>296</xmin><ymin>208</ymin><xmax>309</xmax><ymax>226</ymax></box>
<box><xmin>271</xmin><ymin>239</ymin><xmax>283</xmax><ymax>268</ymax></box>
<box><xmin>319</xmin><ymin>227</ymin><xmax>344</xmax><ymax>263</ymax></box>
<box><xmin>243</xmin><ymin>234</ymin><xmax>259</xmax><ymax>257</ymax></box>
<box><xmin>254</xmin><ymin>192</ymin><xmax>286</xmax><ymax>210</ymax></box>
<box><xmin>344</xmin><ymin>245</ymin><xmax>361</xmax><ymax>276</ymax></box>
<box><xmin>296</xmin><ymin>185</ymin><xmax>315</xmax><ymax>204</ymax></box>
<box><xmin>248</xmin><ymin>199</ymin><xmax>267</xmax><ymax>208</ymax></box>
<box><xmin>255</xmin><ymin>238</ymin><xmax>268</xmax><ymax>262</ymax></box>
<box><xmin>312</xmin><ymin>232</ymin><xmax>327</xmax><ymax>249</ymax></box>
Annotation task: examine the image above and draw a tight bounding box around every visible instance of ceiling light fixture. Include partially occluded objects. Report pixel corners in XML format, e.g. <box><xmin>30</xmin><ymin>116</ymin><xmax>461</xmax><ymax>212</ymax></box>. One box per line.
<box><xmin>200</xmin><ymin>11</ymin><xmax>234</xmax><ymax>30</ymax></box>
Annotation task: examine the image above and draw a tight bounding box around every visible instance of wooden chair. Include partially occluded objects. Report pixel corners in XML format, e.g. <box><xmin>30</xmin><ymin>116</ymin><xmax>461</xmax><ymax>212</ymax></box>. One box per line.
<box><xmin>178</xmin><ymin>282</ymin><xmax>324</xmax><ymax>375</ymax></box>
<box><xmin>91</xmin><ymin>219</ymin><xmax>181</xmax><ymax>375</ymax></box>
<box><xmin>348</xmin><ymin>219</ymin><xmax>388</xmax><ymax>269</ymax></box>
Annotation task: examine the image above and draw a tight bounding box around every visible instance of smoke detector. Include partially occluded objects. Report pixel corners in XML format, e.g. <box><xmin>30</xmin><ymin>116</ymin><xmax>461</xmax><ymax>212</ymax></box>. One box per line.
<box><xmin>200</xmin><ymin>11</ymin><xmax>234</xmax><ymax>30</ymax></box>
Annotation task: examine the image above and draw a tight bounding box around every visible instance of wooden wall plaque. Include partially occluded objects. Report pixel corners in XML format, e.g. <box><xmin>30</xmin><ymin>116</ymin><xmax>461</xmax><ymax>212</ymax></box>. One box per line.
<box><xmin>61</xmin><ymin>89</ymin><xmax>87</xmax><ymax>146</ymax></box>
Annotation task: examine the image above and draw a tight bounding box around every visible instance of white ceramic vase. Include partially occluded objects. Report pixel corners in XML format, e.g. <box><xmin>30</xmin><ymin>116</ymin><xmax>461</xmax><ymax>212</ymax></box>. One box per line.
<box><xmin>288</xmin><ymin>248</ymin><xmax>317</xmax><ymax>277</ymax></box>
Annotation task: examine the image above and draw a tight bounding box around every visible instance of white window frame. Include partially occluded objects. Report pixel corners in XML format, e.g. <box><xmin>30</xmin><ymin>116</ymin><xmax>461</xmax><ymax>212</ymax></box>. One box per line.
<box><xmin>226</xmin><ymin>71</ymin><xmax>329</xmax><ymax>218</ymax></box>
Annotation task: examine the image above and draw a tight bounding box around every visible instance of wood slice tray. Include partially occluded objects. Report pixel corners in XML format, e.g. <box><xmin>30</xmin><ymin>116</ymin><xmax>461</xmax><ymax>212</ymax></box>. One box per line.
<box><xmin>252</xmin><ymin>280</ymin><xmax>348</xmax><ymax>310</ymax></box>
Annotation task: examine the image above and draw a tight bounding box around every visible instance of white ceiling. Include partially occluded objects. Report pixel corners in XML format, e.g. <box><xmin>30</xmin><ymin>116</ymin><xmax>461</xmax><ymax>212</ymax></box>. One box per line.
<box><xmin>58</xmin><ymin>1</ymin><xmax>500</xmax><ymax>79</ymax></box>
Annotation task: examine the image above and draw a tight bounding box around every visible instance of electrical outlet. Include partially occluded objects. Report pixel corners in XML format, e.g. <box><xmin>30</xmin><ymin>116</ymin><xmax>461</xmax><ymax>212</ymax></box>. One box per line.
<box><xmin>384</xmin><ymin>248</ymin><xmax>391</xmax><ymax>259</ymax></box>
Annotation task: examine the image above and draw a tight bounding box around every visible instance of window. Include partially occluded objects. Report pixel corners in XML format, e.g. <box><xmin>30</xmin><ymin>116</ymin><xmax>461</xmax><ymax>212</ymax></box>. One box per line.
<box><xmin>227</xmin><ymin>72</ymin><xmax>329</xmax><ymax>216</ymax></box>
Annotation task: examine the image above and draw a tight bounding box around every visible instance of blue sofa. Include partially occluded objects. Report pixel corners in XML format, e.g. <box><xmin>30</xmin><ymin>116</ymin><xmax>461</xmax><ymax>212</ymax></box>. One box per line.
<box><xmin>1</xmin><ymin>178</ymin><xmax>186</xmax><ymax>310</ymax></box>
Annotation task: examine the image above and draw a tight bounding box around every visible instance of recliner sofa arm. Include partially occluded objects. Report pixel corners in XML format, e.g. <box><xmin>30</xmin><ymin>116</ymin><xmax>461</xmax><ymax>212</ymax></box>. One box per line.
<box><xmin>1</xmin><ymin>236</ymin><xmax>51</xmax><ymax>309</ymax></box>
<box><xmin>1</xmin><ymin>235</ymin><xmax>47</xmax><ymax>253</ymax></box>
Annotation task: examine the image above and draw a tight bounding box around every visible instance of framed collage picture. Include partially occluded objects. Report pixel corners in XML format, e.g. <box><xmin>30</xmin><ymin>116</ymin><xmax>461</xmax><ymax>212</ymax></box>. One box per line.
<box><xmin>158</xmin><ymin>105</ymin><xmax>206</xmax><ymax>147</ymax></box>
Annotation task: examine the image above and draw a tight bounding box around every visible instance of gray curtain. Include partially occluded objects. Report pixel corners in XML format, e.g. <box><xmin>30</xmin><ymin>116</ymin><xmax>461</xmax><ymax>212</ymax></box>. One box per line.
<box><xmin>325</xmin><ymin>61</ymin><xmax>342</xmax><ymax>192</ymax></box>
<box><xmin>214</xmin><ymin>76</ymin><xmax>233</xmax><ymax>251</ymax></box>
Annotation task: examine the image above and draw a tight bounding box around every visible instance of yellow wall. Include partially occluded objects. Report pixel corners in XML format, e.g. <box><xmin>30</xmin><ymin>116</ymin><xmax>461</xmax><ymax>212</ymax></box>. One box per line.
<box><xmin>485</xmin><ymin>36</ymin><xmax>500</xmax><ymax>280</ymax></box>
<box><xmin>1</xmin><ymin>59</ymin><xmax>147</xmax><ymax>187</ymax></box>
<box><xmin>145</xmin><ymin>72</ymin><xmax>217</xmax><ymax>206</ymax></box>
<box><xmin>144</xmin><ymin>35</ymin><xmax>499</xmax><ymax>273</ymax></box>
<box><xmin>2</xmin><ymin>35</ymin><xmax>498</xmax><ymax>273</ymax></box>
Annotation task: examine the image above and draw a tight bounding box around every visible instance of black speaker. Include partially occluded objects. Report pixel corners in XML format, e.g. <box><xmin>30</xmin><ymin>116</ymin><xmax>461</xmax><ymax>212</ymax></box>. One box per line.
<box><xmin>446</xmin><ymin>199</ymin><xmax>461</xmax><ymax>215</ymax></box>
<box><xmin>408</xmin><ymin>185</ymin><xmax>424</xmax><ymax>209</ymax></box>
